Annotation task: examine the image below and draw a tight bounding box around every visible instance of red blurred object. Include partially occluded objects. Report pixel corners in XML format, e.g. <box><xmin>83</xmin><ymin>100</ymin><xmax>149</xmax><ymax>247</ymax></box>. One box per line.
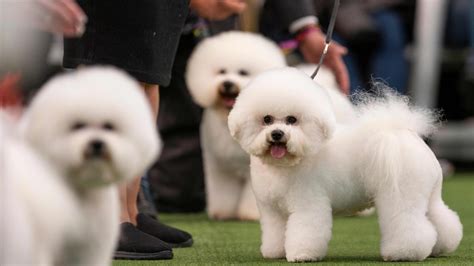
<box><xmin>0</xmin><ymin>73</ymin><xmax>23</xmax><ymax>109</ymax></box>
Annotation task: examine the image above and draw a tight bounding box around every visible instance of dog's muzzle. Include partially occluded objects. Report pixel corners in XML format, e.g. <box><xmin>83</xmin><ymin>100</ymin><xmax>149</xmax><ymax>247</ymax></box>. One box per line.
<box><xmin>268</xmin><ymin>129</ymin><xmax>288</xmax><ymax>159</ymax></box>
<box><xmin>84</xmin><ymin>139</ymin><xmax>109</xmax><ymax>159</ymax></box>
<box><xmin>218</xmin><ymin>81</ymin><xmax>240</xmax><ymax>108</ymax></box>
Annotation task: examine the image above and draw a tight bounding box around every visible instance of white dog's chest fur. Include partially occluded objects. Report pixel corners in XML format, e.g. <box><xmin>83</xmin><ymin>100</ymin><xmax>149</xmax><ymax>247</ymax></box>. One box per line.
<box><xmin>60</xmin><ymin>186</ymin><xmax>120</xmax><ymax>265</ymax></box>
<box><xmin>251</xmin><ymin>143</ymin><xmax>373</xmax><ymax>216</ymax></box>
<box><xmin>201</xmin><ymin>109</ymin><xmax>249</xmax><ymax>178</ymax></box>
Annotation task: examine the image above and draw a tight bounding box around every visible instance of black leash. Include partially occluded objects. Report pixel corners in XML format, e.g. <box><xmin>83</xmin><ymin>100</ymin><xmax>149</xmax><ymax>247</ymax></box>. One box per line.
<box><xmin>311</xmin><ymin>0</ymin><xmax>340</xmax><ymax>79</ymax></box>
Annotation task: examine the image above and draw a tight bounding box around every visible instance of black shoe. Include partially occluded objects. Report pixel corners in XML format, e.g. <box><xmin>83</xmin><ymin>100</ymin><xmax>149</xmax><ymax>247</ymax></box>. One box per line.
<box><xmin>136</xmin><ymin>213</ymin><xmax>193</xmax><ymax>248</ymax></box>
<box><xmin>114</xmin><ymin>222</ymin><xmax>173</xmax><ymax>260</ymax></box>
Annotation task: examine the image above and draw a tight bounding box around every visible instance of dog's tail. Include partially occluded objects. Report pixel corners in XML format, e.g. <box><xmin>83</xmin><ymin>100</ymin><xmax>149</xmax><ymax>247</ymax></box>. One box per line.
<box><xmin>355</xmin><ymin>88</ymin><xmax>441</xmax><ymax>194</ymax></box>
<box><xmin>354</xmin><ymin>88</ymin><xmax>440</xmax><ymax>138</ymax></box>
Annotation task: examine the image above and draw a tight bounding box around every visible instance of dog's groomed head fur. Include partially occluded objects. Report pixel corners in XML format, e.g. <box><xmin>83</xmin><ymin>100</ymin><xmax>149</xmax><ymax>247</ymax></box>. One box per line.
<box><xmin>186</xmin><ymin>31</ymin><xmax>286</xmax><ymax>110</ymax></box>
<box><xmin>21</xmin><ymin>67</ymin><xmax>160</xmax><ymax>187</ymax></box>
<box><xmin>228</xmin><ymin>67</ymin><xmax>336</xmax><ymax>166</ymax></box>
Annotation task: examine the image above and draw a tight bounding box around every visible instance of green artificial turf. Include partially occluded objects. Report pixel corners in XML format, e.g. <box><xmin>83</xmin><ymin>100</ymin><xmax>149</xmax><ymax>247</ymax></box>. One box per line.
<box><xmin>114</xmin><ymin>174</ymin><xmax>474</xmax><ymax>265</ymax></box>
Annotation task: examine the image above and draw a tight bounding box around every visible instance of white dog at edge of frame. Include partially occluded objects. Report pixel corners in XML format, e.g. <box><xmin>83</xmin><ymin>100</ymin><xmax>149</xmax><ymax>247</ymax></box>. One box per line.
<box><xmin>1</xmin><ymin>67</ymin><xmax>160</xmax><ymax>265</ymax></box>
<box><xmin>228</xmin><ymin>67</ymin><xmax>462</xmax><ymax>262</ymax></box>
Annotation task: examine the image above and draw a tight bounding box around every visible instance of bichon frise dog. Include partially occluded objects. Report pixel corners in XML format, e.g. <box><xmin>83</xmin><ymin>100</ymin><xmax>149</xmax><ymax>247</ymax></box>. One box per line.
<box><xmin>9</xmin><ymin>67</ymin><xmax>160</xmax><ymax>265</ymax></box>
<box><xmin>228</xmin><ymin>67</ymin><xmax>462</xmax><ymax>262</ymax></box>
<box><xmin>185</xmin><ymin>31</ymin><xmax>286</xmax><ymax>220</ymax></box>
<box><xmin>1</xmin><ymin>113</ymin><xmax>80</xmax><ymax>266</ymax></box>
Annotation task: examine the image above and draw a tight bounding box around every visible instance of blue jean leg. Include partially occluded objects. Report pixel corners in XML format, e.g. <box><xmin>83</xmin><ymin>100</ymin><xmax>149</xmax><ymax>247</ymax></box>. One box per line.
<box><xmin>333</xmin><ymin>34</ymin><xmax>364</xmax><ymax>94</ymax></box>
<box><xmin>370</xmin><ymin>11</ymin><xmax>409</xmax><ymax>93</ymax></box>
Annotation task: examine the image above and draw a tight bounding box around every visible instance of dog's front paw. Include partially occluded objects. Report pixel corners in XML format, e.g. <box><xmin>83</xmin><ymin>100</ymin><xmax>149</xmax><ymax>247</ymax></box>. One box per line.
<box><xmin>237</xmin><ymin>209</ymin><xmax>260</xmax><ymax>221</ymax></box>
<box><xmin>286</xmin><ymin>251</ymin><xmax>324</xmax><ymax>262</ymax></box>
<box><xmin>285</xmin><ymin>237</ymin><xmax>328</xmax><ymax>262</ymax></box>
<box><xmin>261</xmin><ymin>244</ymin><xmax>285</xmax><ymax>259</ymax></box>
<box><xmin>208</xmin><ymin>210</ymin><xmax>236</xmax><ymax>220</ymax></box>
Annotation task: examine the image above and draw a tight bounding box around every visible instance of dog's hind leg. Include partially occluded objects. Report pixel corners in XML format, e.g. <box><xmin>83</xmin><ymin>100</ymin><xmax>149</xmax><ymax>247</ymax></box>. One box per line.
<box><xmin>428</xmin><ymin>178</ymin><xmax>463</xmax><ymax>256</ymax></box>
<box><xmin>237</xmin><ymin>179</ymin><xmax>260</xmax><ymax>220</ymax></box>
<box><xmin>364</xmin><ymin>132</ymin><xmax>439</xmax><ymax>261</ymax></box>
<box><xmin>376</xmin><ymin>189</ymin><xmax>437</xmax><ymax>262</ymax></box>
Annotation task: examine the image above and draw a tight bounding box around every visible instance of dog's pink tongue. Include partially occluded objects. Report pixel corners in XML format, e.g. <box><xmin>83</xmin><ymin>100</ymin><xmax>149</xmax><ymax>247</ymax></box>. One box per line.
<box><xmin>270</xmin><ymin>145</ymin><xmax>287</xmax><ymax>159</ymax></box>
<box><xmin>223</xmin><ymin>98</ymin><xmax>235</xmax><ymax>108</ymax></box>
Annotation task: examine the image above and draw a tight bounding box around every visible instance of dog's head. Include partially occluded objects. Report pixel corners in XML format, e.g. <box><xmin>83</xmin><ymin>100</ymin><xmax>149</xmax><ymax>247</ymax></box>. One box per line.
<box><xmin>186</xmin><ymin>31</ymin><xmax>286</xmax><ymax>112</ymax></box>
<box><xmin>21</xmin><ymin>67</ymin><xmax>160</xmax><ymax>188</ymax></box>
<box><xmin>228</xmin><ymin>67</ymin><xmax>336</xmax><ymax>166</ymax></box>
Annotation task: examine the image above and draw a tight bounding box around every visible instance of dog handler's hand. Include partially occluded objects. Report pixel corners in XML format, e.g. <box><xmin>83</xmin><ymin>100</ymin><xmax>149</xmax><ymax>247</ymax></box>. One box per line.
<box><xmin>299</xmin><ymin>28</ymin><xmax>350</xmax><ymax>94</ymax></box>
<box><xmin>190</xmin><ymin>0</ymin><xmax>246</xmax><ymax>21</ymax></box>
<box><xmin>26</xmin><ymin>0</ymin><xmax>87</xmax><ymax>37</ymax></box>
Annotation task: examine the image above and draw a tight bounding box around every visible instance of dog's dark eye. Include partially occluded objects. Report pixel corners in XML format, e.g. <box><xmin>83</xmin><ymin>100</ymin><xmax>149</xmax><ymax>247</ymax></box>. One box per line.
<box><xmin>71</xmin><ymin>122</ymin><xmax>86</xmax><ymax>131</ymax></box>
<box><xmin>238</xmin><ymin>69</ymin><xmax>249</xmax><ymax>76</ymax></box>
<box><xmin>286</xmin><ymin>116</ymin><xmax>297</xmax><ymax>125</ymax></box>
<box><xmin>263</xmin><ymin>115</ymin><xmax>274</xmax><ymax>125</ymax></box>
<box><xmin>102</xmin><ymin>122</ymin><xmax>115</xmax><ymax>131</ymax></box>
<box><xmin>218</xmin><ymin>68</ymin><xmax>227</xmax><ymax>75</ymax></box>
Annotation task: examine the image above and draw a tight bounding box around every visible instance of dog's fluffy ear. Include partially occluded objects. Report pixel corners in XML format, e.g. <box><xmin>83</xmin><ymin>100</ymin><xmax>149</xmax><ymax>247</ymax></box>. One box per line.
<box><xmin>312</xmin><ymin>112</ymin><xmax>336</xmax><ymax>140</ymax></box>
<box><xmin>228</xmin><ymin>106</ymin><xmax>261</xmax><ymax>154</ymax></box>
<box><xmin>318</xmin><ymin>118</ymin><xmax>335</xmax><ymax>139</ymax></box>
<box><xmin>228</xmin><ymin>107</ymin><xmax>244</xmax><ymax>142</ymax></box>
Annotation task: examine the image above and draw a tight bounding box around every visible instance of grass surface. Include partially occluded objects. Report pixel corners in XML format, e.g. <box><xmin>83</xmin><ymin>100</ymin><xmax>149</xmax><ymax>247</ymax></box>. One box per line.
<box><xmin>114</xmin><ymin>174</ymin><xmax>474</xmax><ymax>265</ymax></box>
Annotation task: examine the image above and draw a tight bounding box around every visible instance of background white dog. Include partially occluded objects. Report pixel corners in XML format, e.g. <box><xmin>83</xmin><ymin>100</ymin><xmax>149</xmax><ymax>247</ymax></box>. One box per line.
<box><xmin>228</xmin><ymin>67</ymin><xmax>462</xmax><ymax>262</ymax></box>
<box><xmin>186</xmin><ymin>31</ymin><xmax>286</xmax><ymax>220</ymax></box>
<box><xmin>5</xmin><ymin>67</ymin><xmax>160</xmax><ymax>265</ymax></box>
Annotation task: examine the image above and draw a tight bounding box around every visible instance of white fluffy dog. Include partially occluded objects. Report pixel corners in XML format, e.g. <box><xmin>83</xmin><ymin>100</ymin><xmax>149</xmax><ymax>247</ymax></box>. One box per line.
<box><xmin>228</xmin><ymin>67</ymin><xmax>462</xmax><ymax>262</ymax></box>
<box><xmin>4</xmin><ymin>67</ymin><xmax>160</xmax><ymax>265</ymax></box>
<box><xmin>186</xmin><ymin>31</ymin><xmax>286</xmax><ymax>220</ymax></box>
<box><xmin>1</xmin><ymin>113</ymin><xmax>79</xmax><ymax>266</ymax></box>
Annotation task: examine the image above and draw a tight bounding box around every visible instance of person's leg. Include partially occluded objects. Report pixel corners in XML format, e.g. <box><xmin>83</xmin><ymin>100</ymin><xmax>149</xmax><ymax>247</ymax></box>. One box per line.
<box><xmin>126</xmin><ymin>177</ymin><xmax>142</xmax><ymax>225</ymax></box>
<box><xmin>116</xmin><ymin>82</ymin><xmax>190</xmax><ymax>259</ymax></box>
<box><xmin>127</xmin><ymin>83</ymin><xmax>159</xmax><ymax>225</ymax></box>
<box><xmin>119</xmin><ymin>185</ymin><xmax>131</xmax><ymax>223</ymax></box>
<box><xmin>141</xmin><ymin>83</ymin><xmax>160</xmax><ymax>117</ymax></box>
<box><xmin>148</xmin><ymin>34</ymin><xmax>206</xmax><ymax>213</ymax></box>
<box><xmin>370</xmin><ymin>10</ymin><xmax>408</xmax><ymax>94</ymax></box>
<box><xmin>120</xmin><ymin>82</ymin><xmax>193</xmax><ymax>247</ymax></box>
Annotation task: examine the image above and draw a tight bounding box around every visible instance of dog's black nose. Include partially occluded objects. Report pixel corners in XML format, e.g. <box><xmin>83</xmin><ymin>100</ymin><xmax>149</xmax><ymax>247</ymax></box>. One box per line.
<box><xmin>271</xmin><ymin>129</ymin><xmax>284</xmax><ymax>141</ymax></box>
<box><xmin>89</xmin><ymin>139</ymin><xmax>105</xmax><ymax>155</ymax></box>
<box><xmin>222</xmin><ymin>81</ymin><xmax>234</xmax><ymax>92</ymax></box>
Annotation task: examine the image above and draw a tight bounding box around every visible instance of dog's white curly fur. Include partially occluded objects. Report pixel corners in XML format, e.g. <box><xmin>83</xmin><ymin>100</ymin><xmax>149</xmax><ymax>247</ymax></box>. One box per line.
<box><xmin>186</xmin><ymin>31</ymin><xmax>286</xmax><ymax>220</ymax></box>
<box><xmin>4</xmin><ymin>67</ymin><xmax>160</xmax><ymax>265</ymax></box>
<box><xmin>228</xmin><ymin>67</ymin><xmax>462</xmax><ymax>262</ymax></box>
